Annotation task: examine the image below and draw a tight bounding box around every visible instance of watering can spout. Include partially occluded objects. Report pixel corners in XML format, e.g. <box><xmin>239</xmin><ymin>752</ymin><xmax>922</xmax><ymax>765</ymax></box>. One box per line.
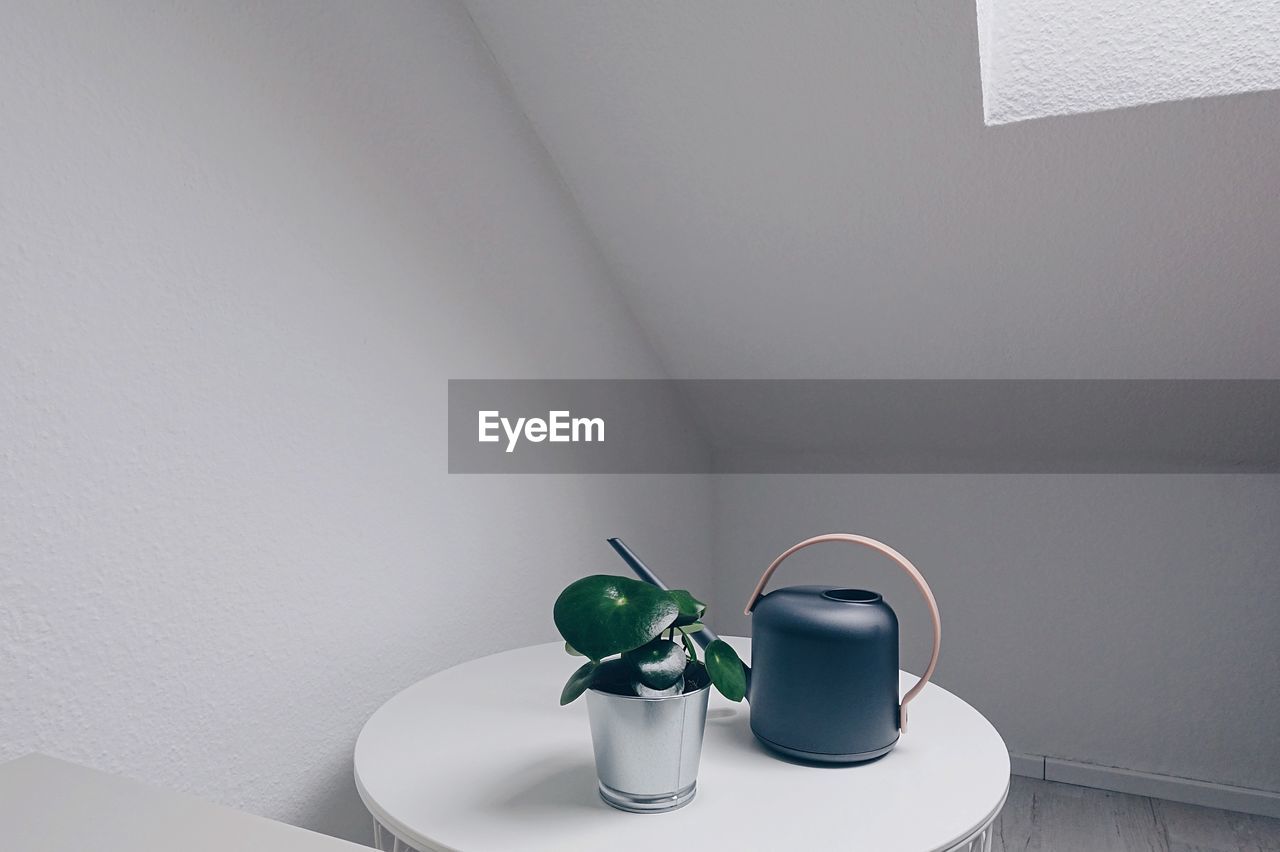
<box><xmin>606</xmin><ymin>537</ymin><xmax>753</xmax><ymax>693</ymax></box>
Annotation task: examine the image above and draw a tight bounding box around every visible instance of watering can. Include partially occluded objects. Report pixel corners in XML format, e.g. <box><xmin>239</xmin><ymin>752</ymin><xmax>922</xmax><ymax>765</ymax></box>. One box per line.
<box><xmin>608</xmin><ymin>533</ymin><xmax>941</xmax><ymax>764</ymax></box>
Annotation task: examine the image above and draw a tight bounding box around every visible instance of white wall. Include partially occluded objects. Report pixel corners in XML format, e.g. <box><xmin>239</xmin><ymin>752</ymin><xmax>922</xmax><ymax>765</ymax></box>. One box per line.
<box><xmin>978</xmin><ymin>0</ymin><xmax>1280</xmax><ymax>124</ymax></box>
<box><xmin>465</xmin><ymin>1</ymin><xmax>1280</xmax><ymax>382</ymax></box>
<box><xmin>0</xmin><ymin>1</ymin><xmax>711</xmax><ymax>843</ymax></box>
<box><xmin>712</xmin><ymin>474</ymin><xmax>1280</xmax><ymax>794</ymax></box>
<box><xmin>5</xmin><ymin>0</ymin><xmax>1276</xmax><ymax>836</ymax></box>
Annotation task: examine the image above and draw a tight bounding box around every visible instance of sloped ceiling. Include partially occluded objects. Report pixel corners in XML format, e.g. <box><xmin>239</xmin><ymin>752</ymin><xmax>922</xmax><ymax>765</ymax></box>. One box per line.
<box><xmin>466</xmin><ymin>1</ymin><xmax>1280</xmax><ymax>379</ymax></box>
<box><xmin>978</xmin><ymin>0</ymin><xmax>1280</xmax><ymax>125</ymax></box>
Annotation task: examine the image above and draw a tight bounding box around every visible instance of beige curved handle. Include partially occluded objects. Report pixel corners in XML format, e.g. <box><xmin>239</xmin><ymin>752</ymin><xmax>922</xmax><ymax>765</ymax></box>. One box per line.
<box><xmin>744</xmin><ymin>533</ymin><xmax>941</xmax><ymax>733</ymax></box>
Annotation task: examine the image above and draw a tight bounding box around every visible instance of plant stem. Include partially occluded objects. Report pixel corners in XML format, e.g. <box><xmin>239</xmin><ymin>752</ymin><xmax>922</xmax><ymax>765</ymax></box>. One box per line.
<box><xmin>681</xmin><ymin>630</ymin><xmax>698</xmax><ymax>662</ymax></box>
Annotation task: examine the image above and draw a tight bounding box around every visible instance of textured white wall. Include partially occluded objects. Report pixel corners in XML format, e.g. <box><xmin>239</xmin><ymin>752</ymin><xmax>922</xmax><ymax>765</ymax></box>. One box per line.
<box><xmin>711</xmin><ymin>475</ymin><xmax>1280</xmax><ymax>794</ymax></box>
<box><xmin>978</xmin><ymin>0</ymin><xmax>1280</xmax><ymax>124</ymax></box>
<box><xmin>0</xmin><ymin>0</ymin><xmax>711</xmax><ymax>843</ymax></box>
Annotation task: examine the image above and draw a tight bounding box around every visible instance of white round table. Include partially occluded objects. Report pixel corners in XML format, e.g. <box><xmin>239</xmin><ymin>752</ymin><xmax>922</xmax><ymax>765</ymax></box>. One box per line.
<box><xmin>355</xmin><ymin>637</ymin><xmax>1009</xmax><ymax>852</ymax></box>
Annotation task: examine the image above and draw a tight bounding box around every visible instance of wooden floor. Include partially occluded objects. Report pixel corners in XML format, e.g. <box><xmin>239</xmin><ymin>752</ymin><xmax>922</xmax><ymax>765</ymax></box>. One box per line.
<box><xmin>991</xmin><ymin>777</ymin><xmax>1280</xmax><ymax>852</ymax></box>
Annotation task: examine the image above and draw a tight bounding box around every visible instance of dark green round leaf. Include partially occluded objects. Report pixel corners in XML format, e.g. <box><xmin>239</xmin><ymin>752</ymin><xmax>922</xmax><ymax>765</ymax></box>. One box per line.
<box><xmin>560</xmin><ymin>660</ymin><xmax>600</xmax><ymax>705</ymax></box>
<box><xmin>705</xmin><ymin>639</ymin><xmax>747</xmax><ymax>702</ymax></box>
<box><xmin>564</xmin><ymin>642</ymin><xmax>584</xmax><ymax>657</ymax></box>
<box><xmin>622</xmin><ymin>637</ymin><xmax>688</xmax><ymax>689</ymax></box>
<box><xmin>553</xmin><ymin>575</ymin><xmax>679</xmax><ymax>661</ymax></box>
<box><xmin>667</xmin><ymin>589</ymin><xmax>707</xmax><ymax>626</ymax></box>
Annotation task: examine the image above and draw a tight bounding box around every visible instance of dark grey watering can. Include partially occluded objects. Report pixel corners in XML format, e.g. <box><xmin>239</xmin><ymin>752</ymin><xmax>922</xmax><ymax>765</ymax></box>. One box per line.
<box><xmin>609</xmin><ymin>533</ymin><xmax>940</xmax><ymax>764</ymax></box>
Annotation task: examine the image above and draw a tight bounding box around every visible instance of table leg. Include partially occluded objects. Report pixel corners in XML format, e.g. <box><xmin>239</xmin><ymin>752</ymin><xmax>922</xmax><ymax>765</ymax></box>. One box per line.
<box><xmin>959</xmin><ymin>820</ymin><xmax>994</xmax><ymax>851</ymax></box>
<box><xmin>371</xmin><ymin>818</ymin><xmax>424</xmax><ymax>852</ymax></box>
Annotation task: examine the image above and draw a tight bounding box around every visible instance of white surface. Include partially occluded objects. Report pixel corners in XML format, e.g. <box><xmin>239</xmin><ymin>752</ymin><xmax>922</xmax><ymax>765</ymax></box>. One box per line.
<box><xmin>977</xmin><ymin>0</ymin><xmax>1280</xmax><ymax>124</ymax></box>
<box><xmin>354</xmin><ymin>638</ymin><xmax>1010</xmax><ymax>852</ymax></box>
<box><xmin>0</xmin><ymin>0</ymin><xmax>711</xmax><ymax>843</ymax></box>
<box><xmin>711</xmin><ymin>475</ymin><xmax>1280</xmax><ymax>796</ymax></box>
<box><xmin>467</xmin><ymin>1</ymin><xmax>1280</xmax><ymax>381</ymax></box>
<box><xmin>0</xmin><ymin>754</ymin><xmax>371</xmax><ymax>851</ymax></box>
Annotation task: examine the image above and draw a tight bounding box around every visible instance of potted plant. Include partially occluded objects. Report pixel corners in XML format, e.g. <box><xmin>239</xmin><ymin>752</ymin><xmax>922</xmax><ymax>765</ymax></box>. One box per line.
<box><xmin>554</xmin><ymin>574</ymin><xmax>747</xmax><ymax>813</ymax></box>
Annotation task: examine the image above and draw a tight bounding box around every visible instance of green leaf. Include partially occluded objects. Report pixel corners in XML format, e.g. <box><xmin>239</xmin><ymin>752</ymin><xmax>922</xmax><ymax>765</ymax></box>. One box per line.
<box><xmin>667</xmin><ymin>589</ymin><xmax>707</xmax><ymax>626</ymax></box>
<box><xmin>564</xmin><ymin>642</ymin><xmax>584</xmax><ymax>657</ymax></box>
<box><xmin>554</xmin><ymin>575</ymin><xmax>680</xmax><ymax>661</ymax></box>
<box><xmin>675</xmin><ymin>622</ymin><xmax>705</xmax><ymax>635</ymax></box>
<box><xmin>560</xmin><ymin>660</ymin><xmax>600</xmax><ymax>705</ymax></box>
<box><xmin>621</xmin><ymin>637</ymin><xmax>688</xmax><ymax>689</ymax></box>
<box><xmin>705</xmin><ymin>639</ymin><xmax>747</xmax><ymax>702</ymax></box>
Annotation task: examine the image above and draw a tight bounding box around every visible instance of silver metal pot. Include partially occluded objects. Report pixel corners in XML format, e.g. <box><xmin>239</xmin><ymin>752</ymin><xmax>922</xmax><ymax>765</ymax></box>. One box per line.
<box><xmin>584</xmin><ymin>683</ymin><xmax>710</xmax><ymax>813</ymax></box>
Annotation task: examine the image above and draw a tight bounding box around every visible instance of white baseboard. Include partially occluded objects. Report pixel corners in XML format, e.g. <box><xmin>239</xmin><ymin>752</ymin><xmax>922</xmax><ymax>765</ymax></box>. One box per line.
<box><xmin>1009</xmin><ymin>752</ymin><xmax>1045</xmax><ymax>779</ymax></box>
<box><xmin>1009</xmin><ymin>754</ymin><xmax>1280</xmax><ymax>819</ymax></box>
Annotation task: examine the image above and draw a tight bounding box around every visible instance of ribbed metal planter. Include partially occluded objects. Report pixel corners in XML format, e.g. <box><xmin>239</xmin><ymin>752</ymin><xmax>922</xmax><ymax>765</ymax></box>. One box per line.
<box><xmin>585</xmin><ymin>683</ymin><xmax>710</xmax><ymax>813</ymax></box>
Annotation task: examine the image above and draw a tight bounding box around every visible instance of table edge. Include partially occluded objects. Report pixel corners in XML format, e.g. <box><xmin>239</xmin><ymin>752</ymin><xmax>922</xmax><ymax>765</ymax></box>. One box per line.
<box><xmin>354</xmin><ymin>638</ymin><xmax>1010</xmax><ymax>852</ymax></box>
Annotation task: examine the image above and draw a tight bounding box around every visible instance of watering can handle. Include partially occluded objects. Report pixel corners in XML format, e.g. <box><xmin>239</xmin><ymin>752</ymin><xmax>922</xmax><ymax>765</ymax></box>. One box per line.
<box><xmin>744</xmin><ymin>533</ymin><xmax>941</xmax><ymax>734</ymax></box>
